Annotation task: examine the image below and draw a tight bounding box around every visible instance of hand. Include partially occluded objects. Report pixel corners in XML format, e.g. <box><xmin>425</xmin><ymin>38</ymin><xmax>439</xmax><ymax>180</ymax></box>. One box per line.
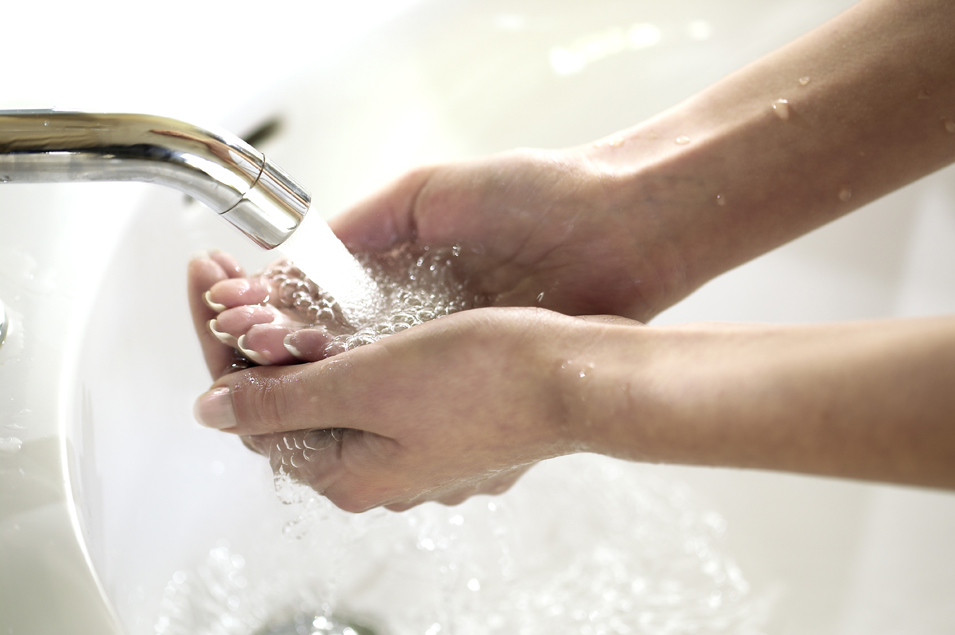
<box><xmin>193</xmin><ymin>304</ymin><xmax>591</xmax><ymax>512</ymax></box>
<box><xmin>329</xmin><ymin>148</ymin><xmax>688</xmax><ymax>322</ymax></box>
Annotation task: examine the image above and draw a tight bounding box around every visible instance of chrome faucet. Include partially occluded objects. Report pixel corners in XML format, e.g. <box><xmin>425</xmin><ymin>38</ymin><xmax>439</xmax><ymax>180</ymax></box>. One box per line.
<box><xmin>0</xmin><ymin>110</ymin><xmax>309</xmax><ymax>249</ymax></box>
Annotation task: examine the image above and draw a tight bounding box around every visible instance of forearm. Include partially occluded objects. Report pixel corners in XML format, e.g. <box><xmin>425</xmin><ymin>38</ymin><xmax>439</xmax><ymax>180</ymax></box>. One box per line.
<box><xmin>584</xmin><ymin>0</ymin><xmax>955</xmax><ymax>300</ymax></box>
<box><xmin>567</xmin><ymin>316</ymin><xmax>955</xmax><ymax>489</ymax></box>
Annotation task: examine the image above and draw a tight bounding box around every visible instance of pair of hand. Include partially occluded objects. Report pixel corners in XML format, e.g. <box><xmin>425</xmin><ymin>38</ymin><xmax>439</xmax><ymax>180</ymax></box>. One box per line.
<box><xmin>190</xmin><ymin>148</ymin><xmax>663</xmax><ymax>511</ymax></box>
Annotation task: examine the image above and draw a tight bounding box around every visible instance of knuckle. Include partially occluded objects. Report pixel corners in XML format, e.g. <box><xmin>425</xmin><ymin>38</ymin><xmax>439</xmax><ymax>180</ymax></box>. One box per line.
<box><xmin>232</xmin><ymin>373</ymin><xmax>294</xmax><ymax>431</ymax></box>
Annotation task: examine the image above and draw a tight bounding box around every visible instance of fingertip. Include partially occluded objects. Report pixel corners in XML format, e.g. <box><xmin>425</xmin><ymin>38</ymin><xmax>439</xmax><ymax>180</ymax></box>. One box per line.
<box><xmin>203</xmin><ymin>290</ymin><xmax>228</xmax><ymax>313</ymax></box>
<box><xmin>206</xmin><ymin>277</ymin><xmax>270</xmax><ymax>310</ymax></box>
<box><xmin>239</xmin><ymin>324</ymin><xmax>298</xmax><ymax>365</ymax></box>
<box><xmin>209</xmin><ymin>250</ymin><xmax>245</xmax><ymax>278</ymax></box>
<box><xmin>284</xmin><ymin>328</ymin><xmax>336</xmax><ymax>362</ymax></box>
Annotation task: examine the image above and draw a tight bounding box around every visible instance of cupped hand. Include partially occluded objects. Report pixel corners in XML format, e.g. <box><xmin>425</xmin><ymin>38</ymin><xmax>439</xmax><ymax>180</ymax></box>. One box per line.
<box><xmin>193</xmin><ymin>304</ymin><xmax>590</xmax><ymax>512</ymax></box>
<box><xmin>329</xmin><ymin>148</ymin><xmax>686</xmax><ymax>322</ymax></box>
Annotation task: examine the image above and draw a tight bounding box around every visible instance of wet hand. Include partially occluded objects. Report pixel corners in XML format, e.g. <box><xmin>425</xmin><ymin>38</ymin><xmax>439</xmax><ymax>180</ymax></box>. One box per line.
<box><xmin>329</xmin><ymin>148</ymin><xmax>686</xmax><ymax>322</ymax></box>
<box><xmin>193</xmin><ymin>307</ymin><xmax>587</xmax><ymax>512</ymax></box>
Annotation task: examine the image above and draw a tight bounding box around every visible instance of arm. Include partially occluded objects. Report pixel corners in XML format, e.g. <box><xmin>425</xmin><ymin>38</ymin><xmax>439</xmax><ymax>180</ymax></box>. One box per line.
<box><xmin>194</xmin><ymin>311</ymin><xmax>955</xmax><ymax>511</ymax></box>
<box><xmin>577</xmin><ymin>0</ymin><xmax>955</xmax><ymax>296</ymax></box>
<box><xmin>330</xmin><ymin>0</ymin><xmax>955</xmax><ymax>321</ymax></box>
<box><xmin>571</xmin><ymin>316</ymin><xmax>955</xmax><ymax>490</ymax></box>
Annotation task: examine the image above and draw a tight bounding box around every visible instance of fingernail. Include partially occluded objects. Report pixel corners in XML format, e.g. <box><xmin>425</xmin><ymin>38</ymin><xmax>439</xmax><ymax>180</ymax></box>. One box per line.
<box><xmin>194</xmin><ymin>386</ymin><xmax>237</xmax><ymax>430</ymax></box>
<box><xmin>237</xmin><ymin>335</ymin><xmax>272</xmax><ymax>366</ymax></box>
<box><xmin>203</xmin><ymin>290</ymin><xmax>227</xmax><ymax>312</ymax></box>
<box><xmin>209</xmin><ymin>319</ymin><xmax>238</xmax><ymax>347</ymax></box>
<box><xmin>283</xmin><ymin>333</ymin><xmax>303</xmax><ymax>358</ymax></box>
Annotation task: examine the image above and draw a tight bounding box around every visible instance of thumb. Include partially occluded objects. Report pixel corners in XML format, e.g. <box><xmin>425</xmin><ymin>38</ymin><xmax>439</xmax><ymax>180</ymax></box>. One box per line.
<box><xmin>192</xmin><ymin>353</ymin><xmax>370</xmax><ymax>436</ymax></box>
<box><xmin>327</xmin><ymin>166</ymin><xmax>435</xmax><ymax>250</ymax></box>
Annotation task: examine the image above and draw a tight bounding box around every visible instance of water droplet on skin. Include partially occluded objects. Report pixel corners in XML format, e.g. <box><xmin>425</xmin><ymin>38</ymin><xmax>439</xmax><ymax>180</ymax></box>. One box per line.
<box><xmin>943</xmin><ymin>118</ymin><xmax>955</xmax><ymax>133</ymax></box>
<box><xmin>675</xmin><ymin>135</ymin><xmax>691</xmax><ymax>145</ymax></box>
<box><xmin>772</xmin><ymin>99</ymin><xmax>790</xmax><ymax>120</ymax></box>
<box><xmin>715</xmin><ymin>194</ymin><xmax>726</xmax><ymax>207</ymax></box>
<box><xmin>918</xmin><ymin>89</ymin><xmax>931</xmax><ymax>101</ymax></box>
<box><xmin>609</xmin><ymin>136</ymin><xmax>625</xmax><ymax>147</ymax></box>
<box><xmin>798</xmin><ymin>76</ymin><xmax>811</xmax><ymax>86</ymax></box>
<box><xmin>838</xmin><ymin>185</ymin><xmax>852</xmax><ymax>202</ymax></box>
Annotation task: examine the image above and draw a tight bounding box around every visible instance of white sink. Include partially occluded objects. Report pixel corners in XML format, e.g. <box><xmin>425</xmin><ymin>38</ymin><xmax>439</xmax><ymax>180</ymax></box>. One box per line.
<box><xmin>3</xmin><ymin>1</ymin><xmax>955</xmax><ymax>633</ymax></box>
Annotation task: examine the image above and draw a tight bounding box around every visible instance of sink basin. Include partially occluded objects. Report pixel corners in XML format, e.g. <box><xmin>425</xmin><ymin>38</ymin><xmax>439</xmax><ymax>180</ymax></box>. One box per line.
<box><xmin>3</xmin><ymin>1</ymin><xmax>955</xmax><ymax>633</ymax></box>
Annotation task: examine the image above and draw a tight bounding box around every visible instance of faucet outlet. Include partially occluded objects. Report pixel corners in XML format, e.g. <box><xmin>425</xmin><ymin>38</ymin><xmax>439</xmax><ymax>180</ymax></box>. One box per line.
<box><xmin>0</xmin><ymin>111</ymin><xmax>310</xmax><ymax>249</ymax></box>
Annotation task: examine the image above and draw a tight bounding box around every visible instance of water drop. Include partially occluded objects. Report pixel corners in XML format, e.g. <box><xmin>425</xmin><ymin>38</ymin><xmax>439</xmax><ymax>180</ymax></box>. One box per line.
<box><xmin>467</xmin><ymin>578</ymin><xmax>481</xmax><ymax>591</ymax></box>
<box><xmin>838</xmin><ymin>185</ymin><xmax>852</xmax><ymax>202</ymax></box>
<box><xmin>536</xmin><ymin>291</ymin><xmax>545</xmax><ymax>303</ymax></box>
<box><xmin>715</xmin><ymin>194</ymin><xmax>726</xmax><ymax>207</ymax></box>
<box><xmin>918</xmin><ymin>89</ymin><xmax>931</xmax><ymax>100</ymax></box>
<box><xmin>0</xmin><ymin>437</ymin><xmax>22</xmax><ymax>454</ymax></box>
<box><xmin>943</xmin><ymin>118</ymin><xmax>955</xmax><ymax>133</ymax></box>
<box><xmin>675</xmin><ymin>135</ymin><xmax>691</xmax><ymax>145</ymax></box>
<box><xmin>772</xmin><ymin>99</ymin><xmax>790</xmax><ymax>120</ymax></box>
<box><xmin>608</xmin><ymin>136</ymin><xmax>625</xmax><ymax>147</ymax></box>
<box><xmin>798</xmin><ymin>76</ymin><xmax>811</xmax><ymax>86</ymax></box>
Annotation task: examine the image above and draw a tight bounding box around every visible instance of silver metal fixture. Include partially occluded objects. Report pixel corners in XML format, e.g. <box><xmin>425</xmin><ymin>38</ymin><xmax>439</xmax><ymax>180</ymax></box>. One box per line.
<box><xmin>0</xmin><ymin>111</ymin><xmax>309</xmax><ymax>249</ymax></box>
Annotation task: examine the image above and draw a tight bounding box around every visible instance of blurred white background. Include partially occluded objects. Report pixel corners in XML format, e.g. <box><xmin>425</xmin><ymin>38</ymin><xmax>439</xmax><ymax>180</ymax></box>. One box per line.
<box><xmin>0</xmin><ymin>0</ymin><xmax>422</xmax><ymax>123</ymax></box>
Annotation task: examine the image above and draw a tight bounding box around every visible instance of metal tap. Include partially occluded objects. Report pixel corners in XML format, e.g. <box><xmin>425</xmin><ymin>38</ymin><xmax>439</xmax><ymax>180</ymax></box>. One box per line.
<box><xmin>0</xmin><ymin>110</ymin><xmax>309</xmax><ymax>249</ymax></box>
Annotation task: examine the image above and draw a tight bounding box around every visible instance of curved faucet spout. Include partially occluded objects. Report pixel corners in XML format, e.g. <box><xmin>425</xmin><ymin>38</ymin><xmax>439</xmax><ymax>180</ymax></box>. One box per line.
<box><xmin>0</xmin><ymin>111</ymin><xmax>309</xmax><ymax>249</ymax></box>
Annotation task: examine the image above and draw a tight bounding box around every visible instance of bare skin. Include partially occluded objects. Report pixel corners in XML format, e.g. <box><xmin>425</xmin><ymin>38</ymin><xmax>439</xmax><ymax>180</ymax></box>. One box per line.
<box><xmin>191</xmin><ymin>0</ymin><xmax>955</xmax><ymax>511</ymax></box>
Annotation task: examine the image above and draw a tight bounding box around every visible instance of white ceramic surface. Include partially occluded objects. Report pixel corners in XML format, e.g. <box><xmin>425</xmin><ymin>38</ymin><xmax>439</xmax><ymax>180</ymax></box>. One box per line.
<box><xmin>3</xmin><ymin>1</ymin><xmax>955</xmax><ymax>633</ymax></box>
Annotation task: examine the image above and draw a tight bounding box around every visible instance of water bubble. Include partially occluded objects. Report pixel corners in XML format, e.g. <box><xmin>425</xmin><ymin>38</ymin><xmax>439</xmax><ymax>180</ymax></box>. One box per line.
<box><xmin>798</xmin><ymin>76</ymin><xmax>811</xmax><ymax>86</ymax></box>
<box><xmin>675</xmin><ymin>135</ymin><xmax>691</xmax><ymax>145</ymax></box>
<box><xmin>772</xmin><ymin>98</ymin><xmax>790</xmax><ymax>120</ymax></box>
<box><xmin>943</xmin><ymin>118</ymin><xmax>955</xmax><ymax>133</ymax></box>
<box><xmin>0</xmin><ymin>437</ymin><xmax>22</xmax><ymax>454</ymax></box>
<box><xmin>715</xmin><ymin>194</ymin><xmax>726</xmax><ymax>207</ymax></box>
<box><xmin>838</xmin><ymin>185</ymin><xmax>852</xmax><ymax>202</ymax></box>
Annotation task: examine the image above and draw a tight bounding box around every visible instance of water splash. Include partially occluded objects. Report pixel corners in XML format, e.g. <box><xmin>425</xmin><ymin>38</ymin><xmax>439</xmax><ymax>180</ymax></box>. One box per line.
<box><xmin>154</xmin><ymin>456</ymin><xmax>773</xmax><ymax>635</ymax></box>
<box><xmin>0</xmin><ymin>436</ymin><xmax>22</xmax><ymax>454</ymax></box>
<box><xmin>276</xmin><ymin>213</ymin><xmax>381</xmax><ymax>325</ymax></box>
<box><xmin>263</xmin><ymin>243</ymin><xmax>484</xmax><ymax>355</ymax></box>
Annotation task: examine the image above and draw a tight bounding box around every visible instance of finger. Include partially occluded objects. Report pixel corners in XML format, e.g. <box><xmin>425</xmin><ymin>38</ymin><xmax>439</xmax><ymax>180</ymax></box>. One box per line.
<box><xmin>209</xmin><ymin>250</ymin><xmax>244</xmax><ymax>278</ymax></box>
<box><xmin>327</xmin><ymin>166</ymin><xmax>436</xmax><ymax>251</ymax></box>
<box><xmin>284</xmin><ymin>328</ymin><xmax>340</xmax><ymax>362</ymax></box>
<box><xmin>212</xmin><ymin>305</ymin><xmax>278</xmax><ymax>342</ymax></box>
<box><xmin>205</xmin><ymin>276</ymin><xmax>270</xmax><ymax>311</ymax></box>
<box><xmin>249</xmin><ymin>428</ymin><xmax>404</xmax><ymax>514</ymax></box>
<box><xmin>193</xmin><ymin>342</ymin><xmax>388</xmax><ymax>435</ymax></box>
<box><xmin>188</xmin><ymin>256</ymin><xmax>239</xmax><ymax>378</ymax></box>
<box><xmin>237</xmin><ymin>323</ymin><xmax>297</xmax><ymax>365</ymax></box>
<box><xmin>435</xmin><ymin>466</ymin><xmax>530</xmax><ymax>506</ymax></box>
<box><xmin>247</xmin><ymin>429</ymin><xmax>345</xmax><ymax>494</ymax></box>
